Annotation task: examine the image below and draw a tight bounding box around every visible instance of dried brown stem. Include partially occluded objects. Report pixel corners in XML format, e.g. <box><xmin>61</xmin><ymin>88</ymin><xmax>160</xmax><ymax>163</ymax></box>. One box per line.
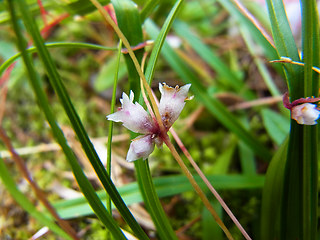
<box><xmin>169</xmin><ymin>129</ymin><xmax>252</xmax><ymax>240</ymax></box>
<box><xmin>150</xmin><ymin>90</ymin><xmax>251</xmax><ymax>239</ymax></box>
<box><xmin>232</xmin><ymin>0</ymin><xmax>274</xmax><ymax>48</ymax></box>
<box><xmin>162</xmin><ymin>135</ymin><xmax>234</xmax><ymax>240</ymax></box>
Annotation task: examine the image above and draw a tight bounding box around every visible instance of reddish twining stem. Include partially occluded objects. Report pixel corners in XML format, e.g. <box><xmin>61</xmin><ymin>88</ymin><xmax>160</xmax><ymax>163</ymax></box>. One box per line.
<box><xmin>283</xmin><ymin>92</ymin><xmax>320</xmax><ymax>110</ymax></box>
<box><xmin>37</xmin><ymin>0</ymin><xmax>48</xmax><ymax>27</ymax></box>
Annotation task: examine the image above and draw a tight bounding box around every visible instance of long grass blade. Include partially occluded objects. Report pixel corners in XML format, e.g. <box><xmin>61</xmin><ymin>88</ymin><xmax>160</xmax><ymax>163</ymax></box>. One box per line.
<box><xmin>54</xmin><ymin>174</ymin><xmax>265</xmax><ymax>219</ymax></box>
<box><xmin>0</xmin><ymin>42</ymin><xmax>117</xmax><ymax>77</ymax></box>
<box><xmin>7</xmin><ymin>1</ymin><xmax>126</xmax><ymax>238</ymax></box>
<box><xmin>260</xmin><ymin>138</ymin><xmax>288</xmax><ymax>240</ymax></box>
<box><xmin>10</xmin><ymin>0</ymin><xmax>147</xmax><ymax>238</ymax></box>
<box><xmin>300</xmin><ymin>1</ymin><xmax>319</xmax><ymax>239</ymax></box>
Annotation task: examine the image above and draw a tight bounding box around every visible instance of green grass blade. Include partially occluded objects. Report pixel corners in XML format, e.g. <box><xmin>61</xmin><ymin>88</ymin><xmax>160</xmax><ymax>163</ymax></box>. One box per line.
<box><xmin>143</xmin><ymin>0</ymin><xmax>184</xmax><ymax>86</ymax></box>
<box><xmin>112</xmin><ymin>0</ymin><xmax>144</xmax><ymax>95</ymax></box>
<box><xmin>0</xmin><ymin>157</ymin><xmax>72</xmax><ymax>240</ymax></box>
<box><xmin>0</xmin><ymin>42</ymin><xmax>117</xmax><ymax>77</ymax></box>
<box><xmin>106</xmin><ymin>40</ymin><xmax>122</xmax><ymax>220</ymax></box>
<box><xmin>260</xmin><ymin>138</ymin><xmax>288</xmax><ymax>240</ymax></box>
<box><xmin>66</xmin><ymin>0</ymin><xmax>109</xmax><ymax>16</ymax></box>
<box><xmin>264</xmin><ymin>0</ymin><xmax>320</xmax><ymax>239</ymax></box>
<box><xmin>202</xmin><ymin>201</ymin><xmax>223</xmax><ymax>240</ymax></box>
<box><xmin>54</xmin><ymin>174</ymin><xmax>265</xmax><ymax>219</ymax></box>
<box><xmin>145</xmin><ymin>19</ymin><xmax>272</xmax><ymax>161</ymax></box>
<box><xmin>12</xmin><ymin>0</ymin><xmax>147</xmax><ymax>238</ymax></box>
<box><xmin>7</xmin><ymin>1</ymin><xmax>126</xmax><ymax>238</ymax></box>
<box><xmin>140</xmin><ymin>0</ymin><xmax>160</xmax><ymax>22</ymax></box>
<box><xmin>216</xmin><ymin>0</ymin><xmax>278</xmax><ymax>61</ymax></box>
<box><xmin>265</xmin><ymin>0</ymin><xmax>302</xmax><ymax>98</ymax></box>
<box><xmin>238</xmin><ymin>117</ymin><xmax>256</xmax><ymax>175</ymax></box>
<box><xmin>173</xmin><ymin>20</ymin><xmax>245</xmax><ymax>92</ymax></box>
<box><xmin>240</xmin><ymin>27</ymin><xmax>281</xmax><ymax>97</ymax></box>
<box><xmin>261</xmin><ymin>109</ymin><xmax>289</xmax><ymax>146</ymax></box>
<box><xmin>300</xmin><ymin>1</ymin><xmax>319</xmax><ymax>239</ymax></box>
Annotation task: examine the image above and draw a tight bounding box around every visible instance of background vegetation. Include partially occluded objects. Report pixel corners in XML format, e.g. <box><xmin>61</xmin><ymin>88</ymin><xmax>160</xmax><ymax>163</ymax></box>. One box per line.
<box><xmin>0</xmin><ymin>0</ymin><xmax>318</xmax><ymax>239</ymax></box>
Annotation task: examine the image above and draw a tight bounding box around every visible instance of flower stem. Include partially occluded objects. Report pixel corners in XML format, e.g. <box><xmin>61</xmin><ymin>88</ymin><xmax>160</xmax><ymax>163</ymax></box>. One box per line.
<box><xmin>89</xmin><ymin>0</ymin><xmax>165</xmax><ymax>134</ymax></box>
<box><xmin>162</xmin><ymin>135</ymin><xmax>234</xmax><ymax>240</ymax></box>
<box><xmin>169</xmin><ymin>129</ymin><xmax>252</xmax><ymax>240</ymax></box>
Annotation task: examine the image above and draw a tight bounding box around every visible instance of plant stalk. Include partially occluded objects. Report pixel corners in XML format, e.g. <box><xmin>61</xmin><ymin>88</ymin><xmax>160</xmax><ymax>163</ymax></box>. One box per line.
<box><xmin>162</xmin><ymin>135</ymin><xmax>234</xmax><ymax>240</ymax></box>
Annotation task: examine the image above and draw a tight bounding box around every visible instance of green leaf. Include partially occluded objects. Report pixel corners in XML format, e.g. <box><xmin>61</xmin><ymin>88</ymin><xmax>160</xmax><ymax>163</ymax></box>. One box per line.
<box><xmin>0</xmin><ymin>42</ymin><xmax>117</xmax><ymax>77</ymax></box>
<box><xmin>140</xmin><ymin>0</ymin><xmax>160</xmax><ymax>22</ymax></box>
<box><xmin>238</xmin><ymin>117</ymin><xmax>256</xmax><ymax>175</ymax></box>
<box><xmin>294</xmin><ymin>1</ymin><xmax>319</xmax><ymax>239</ymax></box>
<box><xmin>216</xmin><ymin>0</ymin><xmax>278</xmax><ymax>61</ymax></box>
<box><xmin>173</xmin><ymin>20</ymin><xmax>246</xmax><ymax>93</ymax></box>
<box><xmin>9</xmin><ymin>0</ymin><xmax>146</xmax><ymax>238</ymax></box>
<box><xmin>265</xmin><ymin>0</ymin><xmax>302</xmax><ymax>98</ymax></box>
<box><xmin>202</xmin><ymin>201</ymin><xmax>223</xmax><ymax>240</ymax></box>
<box><xmin>261</xmin><ymin>109</ymin><xmax>290</xmax><ymax>145</ymax></box>
<box><xmin>240</xmin><ymin>27</ymin><xmax>281</xmax><ymax>97</ymax></box>
<box><xmin>66</xmin><ymin>0</ymin><xmax>109</xmax><ymax>16</ymax></box>
<box><xmin>260</xmin><ymin>138</ymin><xmax>288</xmax><ymax>240</ymax></box>
<box><xmin>210</xmin><ymin>137</ymin><xmax>237</xmax><ymax>174</ymax></box>
<box><xmin>94</xmin><ymin>55</ymin><xmax>127</xmax><ymax>91</ymax></box>
<box><xmin>54</xmin><ymin>174</ymin><xmax>265</xmax><ymax>219</ymax></box>
<box><xmin>112</xmin><ymin>0</ymin><xmax>144</xmax><ymax>96</ymax></box>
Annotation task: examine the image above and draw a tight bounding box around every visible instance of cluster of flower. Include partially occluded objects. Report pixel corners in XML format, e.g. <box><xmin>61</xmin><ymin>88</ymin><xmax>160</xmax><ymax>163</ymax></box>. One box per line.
<box><xmin>107</xmin><ymin>83</ymin><xmax>191</xmax><ymax>162</ymax></box>
<box><xmin>107</xmin><ymin>86</ymin><xmax>320</xmax><ymax>162</ymax></box>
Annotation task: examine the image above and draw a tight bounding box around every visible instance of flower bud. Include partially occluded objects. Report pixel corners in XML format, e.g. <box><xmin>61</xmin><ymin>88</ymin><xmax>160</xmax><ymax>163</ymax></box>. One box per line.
<box><xmin>291</xmin><ymin>103</ymin><xmax>320</xmax><ymax>125</ymax></box>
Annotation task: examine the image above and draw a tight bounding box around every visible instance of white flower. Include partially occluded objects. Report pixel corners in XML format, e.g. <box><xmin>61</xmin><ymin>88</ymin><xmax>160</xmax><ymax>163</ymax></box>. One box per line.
<box><xmin>107</xmin><ymin>83</ymin><xmax>191</xmax><ymax>161</ymax></box>
<box><xmin>126</xmin><ymin>135</ymin><xmax>155</xmax><ymax>162</ymax></box>
<box><xmin>159</xmin><ymin>83</ymin><xmax>191</xmax><ymax>129</ymax></box>
<box><xmin>291</xmin><ymin>103</ymin><xmax>320</xmax><ymax>125</ymax></box>
<box><xmin>107</xmin><ymin>91</ymin><xmax>156</xmax><ymax>134</ymax></box>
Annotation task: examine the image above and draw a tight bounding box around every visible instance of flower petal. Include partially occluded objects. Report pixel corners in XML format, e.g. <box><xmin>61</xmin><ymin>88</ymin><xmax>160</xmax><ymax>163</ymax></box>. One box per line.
<box><xmin>126</xmin><ymin>135</ymin><xmax>155</xmax><ymax>162</ymax></box>
<box><xmin>158</xmin><ymin>83</ymin><xmax>191</xmax><ymax>129</ymax></box>
<box><xmin>107</xmin><ymin>91</ymin><xmax>156</xmax><ymax>134</ymax></box>
<box><xmin>291</xmin><ymin>103</ymin><xmax>320</xmax><ymax>125</ymax></box>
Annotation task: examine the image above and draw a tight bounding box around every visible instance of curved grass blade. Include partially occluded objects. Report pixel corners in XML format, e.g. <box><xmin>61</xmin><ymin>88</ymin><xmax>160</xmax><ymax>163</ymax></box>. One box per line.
<box><xmin>0</xmin><ymin>42</ymin><xmax>117</xmax><ymax>77</ymax></box>
<box><xmin>216</xmin><ymin>0</ymin><xmax>277</xmax><ymax>61</ymax></box>
<box><xmin>112</xmin><ymin>0</ymin><xmax>144</xmax><ymax>96</ymax></box>
<box><xmin>173</xmin><ymin>20</ymin><xmax>246</xmax><ymax>94</ymax></box>
<box><xmin>295</xmin><ymin>1</ymin><xmax>319</xmax><ymax>239</ymax></box>
<box><xmin>260</xmin><ymin>138</ymin><xmax>288</xmax><ymax>240</ymax></box>
<box><xmin>66</xmin><ymin>0</ymin><xmax>109</xmax><ymax>16</ymax></box>
<box><xmin>240</xmin><ymin>27</ymin><xmax>281</xmax><ymax>97</ymax></box>
<box><xmin>7</xmin><ymin>1</ymin><xmax>126</xmax><ymax>238</ymax></box>
<box><xmin>265</xmin><ymin>0</ymin><xmax>302</xmax><ymax>98</ymax></box>
<box><xmin>0</xmin><ymin>157</ymin><xmax>72</xmax><ymax>240</ymax></box>
<box><xmin>145</xmin><ymin>19</ymin><xmax>272</xmax><ymax>161</ymax></box>
<box><xmin>144</xmin><ymin>0</ymin><xmax>184</xmax><ymax>87</ymax></box>
<box><xmin>54</xmin><ymin>174</ymin><xmax>265</xmax><ymax>219</ymax></box>
<box><xmin>11</xmin><ymin>0</ymin><xmax>148</xmax><ymax>239</ymax></box>
<box><xmin>140</xmin><ymin>0</ymin><xmax>160</xmax><ymax>22</ymax></box>
<box><xmin>105</xmin><ymin>41</ymin><xmax>122</xmax><ymax>240</ymax></box>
